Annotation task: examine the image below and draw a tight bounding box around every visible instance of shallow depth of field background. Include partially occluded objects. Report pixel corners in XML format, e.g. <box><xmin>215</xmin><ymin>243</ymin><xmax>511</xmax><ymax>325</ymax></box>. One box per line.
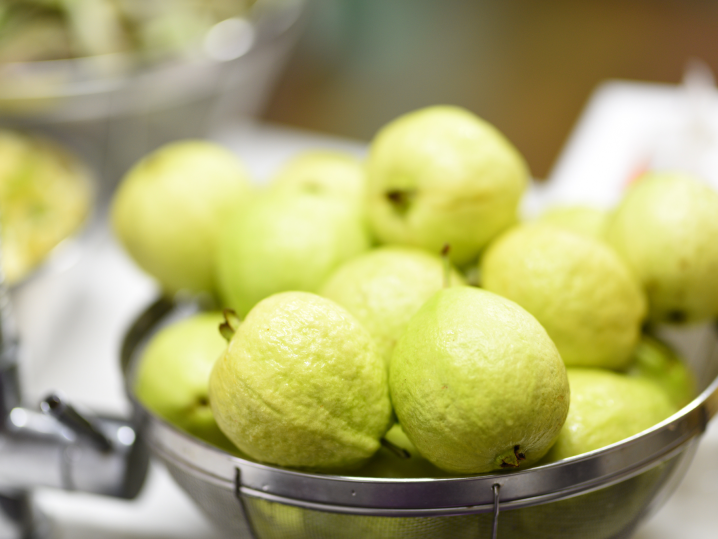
<box><xmin>262</xmin><ymin>0</ymin><xmax>718</xmax><ymax>179</ymax></box>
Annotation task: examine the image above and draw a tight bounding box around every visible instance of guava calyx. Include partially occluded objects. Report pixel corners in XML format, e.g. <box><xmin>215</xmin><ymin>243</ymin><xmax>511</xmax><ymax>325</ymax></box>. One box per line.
<box><xmin>380</xmin><ymin>437</ymin><xmax>411</xmax><ymax>459</ymax></box>
<box><xmin>386</xmin><ymin>189</ymin><xmax>416</xmax><ymax>215</ymax></box>
<box><xmin>219</xmin><ymin>309</ymin><xmax>241</xmax><ymax>342</ymax></box>
<box><xmin>498</xmin><ymin>445</ymin><xmax>527</xmax><ymax>469</ymax></box>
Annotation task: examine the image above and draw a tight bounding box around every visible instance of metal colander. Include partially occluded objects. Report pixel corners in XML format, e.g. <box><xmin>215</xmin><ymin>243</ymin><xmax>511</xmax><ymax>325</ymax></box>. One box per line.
<box><xmin>121</xmin><ymin>298</ymin><xmax>718</xmax><ymax>539</ymax></box>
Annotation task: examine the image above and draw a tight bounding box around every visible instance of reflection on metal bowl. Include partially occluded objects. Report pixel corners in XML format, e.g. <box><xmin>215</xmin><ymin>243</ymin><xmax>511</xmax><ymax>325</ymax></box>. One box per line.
<box><xmin>122</xmin><ymin>296</ymin><xmax>718</xmax><ymax>539</ymax></box>
<box><xmin>0</xmin><ymin>0</ymin><xmax>306</xmax><ymax>198</ymax></box>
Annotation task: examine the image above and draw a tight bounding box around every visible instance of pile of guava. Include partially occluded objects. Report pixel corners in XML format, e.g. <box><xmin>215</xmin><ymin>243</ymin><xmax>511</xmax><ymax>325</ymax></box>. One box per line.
<box><xmin>116</xmin><ymin>106</ymin><xmax>716</xmax><ymax>535</ymax></box>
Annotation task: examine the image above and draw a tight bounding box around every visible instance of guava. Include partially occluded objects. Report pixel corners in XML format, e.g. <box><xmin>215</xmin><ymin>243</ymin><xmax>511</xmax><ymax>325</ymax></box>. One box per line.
<box><xmin>305</xmin><ymin>508</ymin><xmax>484</xmax><ymax>539</ymax></box>
<box><xmin>245</xmin><ymin>498</ymin><xmax>306</xmax><ymax>538</ymax></box>
<box><xmin>545</xmin><ymin>368</ymin><xmax>677</xmax><ymax>463</ymax></box>
<box><xmin>0</xmin><ymin>129</ymin><xmax>92</xmax><ymax>285</ymax></box>
<box><xmin>626</xmin><ymin>334</ymin><xmax>696</xmax><ymax>409</ymax></box>
<box><xmin>320</xmin><ymin>246</ymin><xmax>466</xmax><ymax>367</ymax></box>
<box><xmin>215</xmin><ymin>191</ymin><xmax>371</xmax><ymax>318</ymax></box>
<box><xmin>269</xmin><ymin>150</ymin><xmax>366</xmax><ymax>215</ymax></box>
<box><xmin>365</xmin><ymin>105</ymin><xmax>529</xmax><ymax>266</ymax></box>
<box><xmin>481</xmin><ymin>224</ymin><xmax>647</xmax><ymax>370</ymax></box>
<box><xmin>134</xmin><ymin>311</ymin><xmax>237</xmax><ymax>453</ymax></box>
<box><xmin>354</xmin><ymin>423</ymin><xmax>450</xmax><ymax>479</ymax></box>
<box><xmin>111</xmin><ymin>139</ymin><xmax>254</xmax><ymax>297</ymax></box>
<box><xmin>536</xmin><ymin>205</ymin><xmax>609</xmax><ymax>239</ymax></box>
<box><xmin>508</xmin><ymin>464</ymin><xmax>668</xmax><ymax>539</ymax></box>
<box><xmin>390</xmin><ymin>286</ymin><xmax>569</xmax><ymax>474</ymax></box>
<box><xmin>209</xmin><ymin>291</ymin><xmax>393</xmax><ymax>471</ymax></box>
<box><xmin>605</xmin><ymin>171</ymin><xmax>718</xmax><ymax>324</ymax></box>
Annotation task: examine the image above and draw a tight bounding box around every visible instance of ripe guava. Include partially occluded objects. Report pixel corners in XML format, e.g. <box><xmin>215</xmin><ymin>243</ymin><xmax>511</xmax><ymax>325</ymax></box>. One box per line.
<box><xmin>390</xmin><ymin>286</ymin><xmax>569</xmax><ymax>474</ymax></box>
<box><xmin>209</xmin><ymin>291</ymin><xmax>393</xmax><ymax>471</ymax></box>
<box><xmin>111</xmin><ymin>139</ymin><xmax>253</xmax><ymax>297</ymax></box>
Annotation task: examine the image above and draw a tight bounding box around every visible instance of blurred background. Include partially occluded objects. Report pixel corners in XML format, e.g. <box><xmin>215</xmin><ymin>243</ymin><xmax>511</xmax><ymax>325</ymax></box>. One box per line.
<box><xmin>3</xmin><ymin>0</ymin><xmax>718</xmax><ymax>183</ymax></box>
<box><xmin>264</xmin><ymin>0</ymin><xmax>718</xmax><ymax>179</ymax></box>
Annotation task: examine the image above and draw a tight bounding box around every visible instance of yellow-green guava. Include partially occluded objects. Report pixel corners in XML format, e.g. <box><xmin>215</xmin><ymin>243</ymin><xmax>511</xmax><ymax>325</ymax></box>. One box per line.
<box><xmin>625</xmin><ymin>334</ymin><xmax>696</xmax><ymax>409</ymax></box>
<box><xmin>390</xmin><ymin>286</ymin><xmax>569</xmax><ymax>474</ymax></box>
<box><xmin>215</xmin><ymin>191</ymin><xmax>371</xmax><ymax>318</ymax></box>
<box><xmin>269</xmin><ymin>150</ymin><xmax>366</xmax><ymax>215</ymax></box>
<box><xmin>134</xmin><ymin>311</ymin><xmax>237</xmax><ymax>453</ymax></box>
<box><xmin>536</xmin><ymin>204</ymin><xmax>609</xmax><ymax>239</ymax></box>
<box><xmin>365</xmin><ymin>105</ymin><xmax>529</xmax><ymax>266</ymax></box>
<box><xmin>481</xmin><ymin>224</ymin><xmax>646</xmax><ymax>370</ymax></box>
<box><xmin>545</xmin><ymin>368</ymin><xmax>677</xmax><ymax>463</ymax></box>
<box><xmin>353</xmin><ymin>423</ymin><xmax>450</xmax><ymax>479</ymax></box>
<box><xmin>209</xmin><ymin>291</ymin><xmax>393</xmax><ymax>471</ymax></box>
<box><xmin>605</xmin><ymin>171</ymin><xmax>718</xmax><ymax>324</ymax></box>
<box><xmin>111</xmin><ymin>139</ymin><xmax>253</xmax><ymax>297</ymax></box>
<box><xmin>320</xmin><ymin>246</ymin><xmax>466</xmax><ymax>367</ymax></box>
<box><xmin>245</xmin><ymin>497</ymin><xmax>306</xmax><ymax>539</ymax></box>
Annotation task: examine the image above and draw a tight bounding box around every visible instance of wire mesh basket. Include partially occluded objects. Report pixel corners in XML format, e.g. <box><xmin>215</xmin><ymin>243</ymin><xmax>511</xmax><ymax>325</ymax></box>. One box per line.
<box><xmin>121</xmin><ymin>297</ymin><xmax>718</xmax><ymax>539</ymax></box>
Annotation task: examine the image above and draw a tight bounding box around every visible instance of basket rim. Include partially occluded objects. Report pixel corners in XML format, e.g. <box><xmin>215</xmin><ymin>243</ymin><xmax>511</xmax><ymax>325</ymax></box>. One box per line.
<box><xmin>122</xmin><ymin>296</ymin><xmax>718</xmax><ymax>513</ymax></box>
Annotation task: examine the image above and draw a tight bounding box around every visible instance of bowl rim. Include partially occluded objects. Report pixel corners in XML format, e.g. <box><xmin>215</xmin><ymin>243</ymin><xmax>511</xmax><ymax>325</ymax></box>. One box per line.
<box><xmin>121</xmin><ymin>296</ymin><xmax>718</xmax><ymax>516</ymax></box>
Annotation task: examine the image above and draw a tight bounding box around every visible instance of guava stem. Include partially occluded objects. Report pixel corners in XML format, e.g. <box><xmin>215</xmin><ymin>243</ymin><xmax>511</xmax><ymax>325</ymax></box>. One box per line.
<box><xmin>386</xmin><ymin>189</ymin><xmax>415</xmax><ymax>215</ymax></box>
<box><xmin>219</xmin><ymin>309</ymin><xmax>241</xmax><ymax>343</ymax></box>
<box><xmin>441</xmin><ymin>243</ymin><xmax>452</xmax><ymax>288</ymax></box>
<box><xmin>498</xmin><ymin>445</ymin><xmax>526</xmax><ymax>468</ymax></box>
<box><xmin>380</xmin><ymin>438</ymin><xmax>411</xmax><ymax>459</ymax></box>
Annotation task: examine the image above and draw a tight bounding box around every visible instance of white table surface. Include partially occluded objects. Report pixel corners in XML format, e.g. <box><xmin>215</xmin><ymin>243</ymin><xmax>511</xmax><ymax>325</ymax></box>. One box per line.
<box><xmin>11</xmin><ymin>84</ymin><xmax>718</xmax><ymax>537</ymax></box>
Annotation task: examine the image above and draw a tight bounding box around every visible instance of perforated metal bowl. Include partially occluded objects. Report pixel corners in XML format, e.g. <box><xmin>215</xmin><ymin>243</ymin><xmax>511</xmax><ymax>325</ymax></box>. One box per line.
<box><xmin>121</xmin><ymin>297</ymin><xmax>718</xmax><ymax>539</ymax></box>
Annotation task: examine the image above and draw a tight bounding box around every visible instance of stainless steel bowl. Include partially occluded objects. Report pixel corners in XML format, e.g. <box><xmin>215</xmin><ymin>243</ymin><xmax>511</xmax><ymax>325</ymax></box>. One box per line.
<box><xmin>0</xmin><ymin>0</ymin><xmax>306</xmax><ymax>199</ymax></box>
<box><xmin>121</xmin><ymin>297</ymin><xmax>718</xmax><ymax>539</ymax></box>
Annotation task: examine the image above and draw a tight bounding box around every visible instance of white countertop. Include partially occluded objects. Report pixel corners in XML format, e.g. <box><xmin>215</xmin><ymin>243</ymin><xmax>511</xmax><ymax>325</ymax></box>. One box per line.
<box><xmin>11</xmin><ymin>82</ymin><xmax>718</xmax><ymax>537</ymax></box>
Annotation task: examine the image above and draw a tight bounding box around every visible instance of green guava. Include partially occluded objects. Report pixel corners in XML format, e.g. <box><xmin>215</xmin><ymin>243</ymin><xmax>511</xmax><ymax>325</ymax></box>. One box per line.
<box><xmin>269</xmin><ymin>150</ymin><xmax>366</xmax><ymax>215</ymax></box>
<box><xmin>111</xmin><ymin>139</ymin><xmax>254</xmax><ymax>297</ymax></box>
<box><xmin>245</xmin><ymin>497</ymin><xmax>306</xmax><ymax>539</ymax></box>
<box><xmin>390</xmin><ymin>286</ymin><xmax>570</xmax><ymax>474</ymax></box>
<box><xmin>605</xmin><ymin>171</ymin><xmax>718</xmax><ymax>324</ymax></box>
<box><xmin>545</xmin><ymin>368</ymin><xmax>677</xmax><ymax>463</ymax></box>
<box><xmin>365</xmin><ymin>105</ymin><xmax>529</xmax><ymax>266</ymax></box>
<box><xmin>481</xmin><ymin>224</ymin><xmax>647</xmax><ymax>370</ymax></box>
<box><xmin>507</xmin><ymin>464</ymin><xmax>667</xmax><ymax>539</ymax></box>
<box><xmin>215</xmin><ymin>191</ymin><xmax>371</xmax><ymax>318</ymax></box>
<box><xmin>134</xmin><ymin>311</ymin><xmax>237</xmax><ymax>453</ymax></box>
<box><xmin>209</xmin><ymin>291</ymin><xmax>393</xmax><ymax>471</ymax></box>
<box><xmin>353</xmin><ymin>423</ymin><xmax>450</xmax><ymax>479</ymax></box>
<box><xmin>320</xmin><ymin>246</ymin><xmax>466</xmax><ymax>367</ymax></box>
<box><xmin>625</xmin><ymin>334</ymin><xmax>696</xmax><ymax>409</ymax></box>
<box><xmin>536</xmin><ymin>205</ymin><xmax>609</xmax><ymax>239</ymax></box>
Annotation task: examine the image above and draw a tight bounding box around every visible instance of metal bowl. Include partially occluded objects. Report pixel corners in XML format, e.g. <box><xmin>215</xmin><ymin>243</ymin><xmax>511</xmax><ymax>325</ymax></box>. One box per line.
<box><xmin>0</xmin><ymin>0</ymin><xmax>306</xmax><ymax>197</ymax></box>
<box><xmin>121</xmin><ymin>297</ymin><xmax>718</xmax><ymax>539</ymax></box>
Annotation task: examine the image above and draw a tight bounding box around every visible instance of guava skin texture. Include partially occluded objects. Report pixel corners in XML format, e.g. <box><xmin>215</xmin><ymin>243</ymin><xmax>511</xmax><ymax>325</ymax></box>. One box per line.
<box><xmin>320</xmin><ymin>245</ymin><xmax>466</xmax><ymax>368</ymax></box>
<box><xmin>545</xmin><ymin>368</ymin><xmax>677</xmax><ymax>463</ymax></box>
<box><xmin>134</xmin><ymin>311</ymin><xmax>236</xmax><ymax>452</ymax></box>
<box><xmin>481</xmin><ymin>224</ymin><xmax>647</xmax><ymax>370</ymax></box>
<box><xmin>605</xmin><ymin>171</ymin><xmax>718</xmax><ymax>324</ymax></box>
<box><xmin>390</xmin><ymin>286</ymin><xmax>570</xmax><ymax>475</ymax></box>
<box><xmin>216</xmin><ymin>191</ymin><xmax>371</xmax><ymax>318</ymax></box>
<box><xmin>209</xmin><ymin>291</ymin><xmax>393</xmax><ymax>471</ymax></box>
<box><xmin>111</xmin><ymin>139</ymin><xmax>253</xmax><ymax>297</ymax></box>
<box><xmin>365</xmin><ymin>105</ymin><xmax>529</xmax><ymax>267</ymax></box>
<box><xmin>536</xmin><ymin>205</ymin><xmax>610</xmax><ymax>239</ymax></box>
<box><xmin>625</xmin><ymin>334</ymin><xmax>696</xmax><ymax>409</ymax></box>
<box><xmin>269</xmin><ymin>150</ymin><xmax>366</xmax><ymax>215</ymax></box>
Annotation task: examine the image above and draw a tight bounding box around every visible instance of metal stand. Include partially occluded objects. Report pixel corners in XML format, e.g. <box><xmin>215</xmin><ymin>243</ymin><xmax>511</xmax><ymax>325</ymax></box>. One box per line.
<box><xmin>0</xmin><ymin>243</ymin><xmax>149</xmax><ymax>539</ymax></box>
